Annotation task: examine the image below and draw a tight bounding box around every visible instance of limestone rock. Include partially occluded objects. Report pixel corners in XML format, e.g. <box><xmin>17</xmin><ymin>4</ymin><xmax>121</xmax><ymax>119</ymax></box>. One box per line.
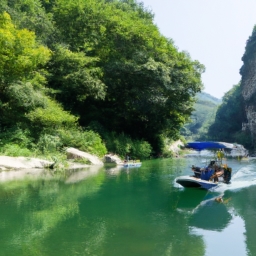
<box><xmin>104</xmin><ymin>154</ymin><xmax>123</xmax><ymax>165</ymax></box>
<box><xmin>66</xmin><ymin>147</ymin><xmax>104</xmax><ymax>166</ymax></box>
<box><xmin>0</xmin><ymin>156</ymin><xmax>53</xmax><ymax>169</ymax></box>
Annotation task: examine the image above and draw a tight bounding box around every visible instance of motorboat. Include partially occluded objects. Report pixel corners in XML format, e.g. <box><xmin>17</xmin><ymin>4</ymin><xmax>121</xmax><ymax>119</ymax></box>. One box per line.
<box><xmin>122</xmin><ymin>161</ymin><xmax>142</xmax><ymax>168</ymax></box>
<box><xmin>176</xmin><ymin>175</ymin><xmax>220</xmax><ymax>190</ymax></box>
<box><xmin>175</xmin><ymin>141</ymin><xmax>233</xmax><ymax>190</ymax></box>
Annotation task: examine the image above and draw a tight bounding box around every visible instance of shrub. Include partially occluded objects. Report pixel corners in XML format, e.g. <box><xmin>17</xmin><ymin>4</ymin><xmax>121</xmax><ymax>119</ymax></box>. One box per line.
<box><xmin>57</xmin><ymin>128</ymin><xmax>107</xmax><ymax>157</ymax></box>
<box><xmin>37</xmin><ymin>134</ymin><xmax>62</xmax><ymax>154</ymax></box>
<box><xmin>0</xmin><ymin>127</ymin><xmax>34</xmax><ymax>149</ymax></box>
<box><xmin>0</xmin><ymin>144</ymin><xmax>32</xmax><ymax>157</ymax></box>
<box><xmin>103</xmin><ymin>132</ymin><xmax>152</xmax><ymax>160</ymax></box>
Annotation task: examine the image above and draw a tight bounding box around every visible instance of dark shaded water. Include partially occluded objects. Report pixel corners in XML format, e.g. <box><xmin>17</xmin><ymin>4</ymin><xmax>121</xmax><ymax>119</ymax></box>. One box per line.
<box><xmin>1</xmin><ymin>157</ymin><xmax>256</xmax><ymax>256</ymax></box>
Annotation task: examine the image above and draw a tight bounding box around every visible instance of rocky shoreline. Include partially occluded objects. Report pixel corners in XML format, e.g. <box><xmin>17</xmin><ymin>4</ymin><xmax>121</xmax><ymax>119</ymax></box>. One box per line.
<box><xmin>0</xmin><ymin>148</ymin><xmax>123</xmax><ymax>171</ymax></box>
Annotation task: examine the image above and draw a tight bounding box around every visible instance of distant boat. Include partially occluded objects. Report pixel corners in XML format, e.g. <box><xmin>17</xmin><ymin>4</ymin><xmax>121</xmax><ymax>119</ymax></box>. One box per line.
<box><xmin>122</xmin><ymin>161</ymin><xmax>142</xmax><ymax>168</ymax></box>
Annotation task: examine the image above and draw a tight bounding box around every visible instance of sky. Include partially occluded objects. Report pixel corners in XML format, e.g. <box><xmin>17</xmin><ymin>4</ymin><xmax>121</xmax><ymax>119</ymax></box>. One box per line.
<box><xmin>141</xmin><ymin>0</ymin><xmax>256</xmax><ymax>99</ymax></box>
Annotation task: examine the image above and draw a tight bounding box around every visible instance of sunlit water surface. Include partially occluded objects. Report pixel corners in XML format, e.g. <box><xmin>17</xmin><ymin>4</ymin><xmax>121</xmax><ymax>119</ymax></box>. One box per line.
<box><xmin>1</xmin><ymin>156</ymin><xmax>256</xmax><ymax>256</ymax></box>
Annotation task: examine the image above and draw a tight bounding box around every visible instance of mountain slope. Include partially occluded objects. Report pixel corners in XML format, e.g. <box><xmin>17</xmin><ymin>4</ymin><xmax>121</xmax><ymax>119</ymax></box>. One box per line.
<box><xmin>181</xmin><ymin>92</ymin><xmax>221</xmax><ymax>140</ymax></box>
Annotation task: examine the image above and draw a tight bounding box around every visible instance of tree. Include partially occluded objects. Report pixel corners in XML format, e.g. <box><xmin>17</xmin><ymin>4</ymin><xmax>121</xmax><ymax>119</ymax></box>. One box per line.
<box><xmin>0</xmin><ymin>12</ymin><xmax>51</xmax><ymax>127</ymax></box>
<box><xmin>47</xmin><ymin>44</ymin><xmax>106</xmax><ymax>112</ymax></box>
<box><xmin>0</xmin><ymin>0</ymin><xmax>55</xmax><ymax>45</ymax></box>
<box><xmin>48</xmin><ymin>0</ymin><xmax>204</xmax><ymax>152</ymax></box>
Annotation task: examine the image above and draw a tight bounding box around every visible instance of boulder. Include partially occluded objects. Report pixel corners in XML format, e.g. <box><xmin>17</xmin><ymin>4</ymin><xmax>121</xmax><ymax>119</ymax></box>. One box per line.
<box><xmin>104</xmin><ymin>154</ymin><xmax>123</xmax><ymax>165</ymax></box>
<box><xmin>66</xmin><ymin>147</ymin><xmax>104</xmax><ymax>166</ymax></box>
<box><xmin>0</xmin><ymin>156</ymin><xmax>53</xmax><ymax>169</ymax></box>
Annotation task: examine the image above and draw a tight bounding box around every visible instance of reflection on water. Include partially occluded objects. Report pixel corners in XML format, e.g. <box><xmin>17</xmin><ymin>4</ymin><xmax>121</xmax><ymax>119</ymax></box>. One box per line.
<box><xmin>0</xmin><ymin>168</ymin><xmax>49</xmax><ymax>182</ymax></box>
<box><xmin>189</xmin><ymin>198</ymin><xmax>232</xmax><ymax>231</ymax></box>
<box><xmin>191</xmin><ymin>214</ymin><xmax>247</xmax><ymax>256</ymax></box>
<box><xmin>0</xmin><ymin>157</ymin><xmax>256</xmax><ymax>255</ymax></box>
<box><xmin>175</xmin><ymin>188</ymin><xmax>209</xmax><ymax>214</ymax></box>
<box><xmin>65</xmin><ymin>166</ymin><xmax>103</xmax><ymax>184</ymax></box>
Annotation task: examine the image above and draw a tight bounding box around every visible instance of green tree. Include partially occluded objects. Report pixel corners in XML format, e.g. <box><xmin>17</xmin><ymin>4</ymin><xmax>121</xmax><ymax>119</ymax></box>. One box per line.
<box><xmin>47</xmin><ymin>44</ymin><xmax>106</xmax><ymax>110</ymax></box>
<box><xmin>0</xmin><ymin>0</ymin><xmax>55</xmax><ymax>45</ymax></box>
<box><xmin>0</xmin><ymin>12</ymin><xmax>51</xmax><ymax>127</ymax></box>
<box><xmin>48</xmin><ymin>0</ymin><xmax>204</xmax><ymax>152</ymax></box>
<box><xmin>0</xmin><ymin>0</ymin><xmax>205</xmax><ymax>156</ymax></box>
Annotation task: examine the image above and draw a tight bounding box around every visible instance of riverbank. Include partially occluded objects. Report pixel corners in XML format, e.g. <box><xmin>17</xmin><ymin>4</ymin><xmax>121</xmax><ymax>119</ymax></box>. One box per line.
<box><xmin>0</xmin><ymin>140</ymin><xmax>184</xmax><ymax>171</ymax></box>
<box><xmin>0</xmin><ymin>147</ymin><xmax>106</xmax><ymax>171</ymax></box>
<box><xmin>0</xmin><ymin>155</ymin><xmax>93</xmax><ymax>171</ymax></box>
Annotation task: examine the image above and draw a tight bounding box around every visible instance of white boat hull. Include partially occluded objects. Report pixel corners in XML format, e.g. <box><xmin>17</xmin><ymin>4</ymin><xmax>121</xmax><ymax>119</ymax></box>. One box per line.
<box><xmin>176</xmin><ymin>175</ymin><xmax>219</xmax><ymax>190</ymax></box>
<box><xmin>122</xmin><ymin>162</ymin><xmax>142</xmax><ymax>168</ymax></box>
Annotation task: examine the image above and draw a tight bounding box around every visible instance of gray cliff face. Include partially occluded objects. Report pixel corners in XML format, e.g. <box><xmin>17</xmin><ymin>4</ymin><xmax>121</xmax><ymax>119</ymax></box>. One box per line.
<box><xmin>241</xmin><ymin>59</ymin><xmax>256</xmax><ymax>101</ymax></box>
<box><xmin>240</xmin><ymin>32</ymin><xmax>256</xmax><ymax>140</ymax></box>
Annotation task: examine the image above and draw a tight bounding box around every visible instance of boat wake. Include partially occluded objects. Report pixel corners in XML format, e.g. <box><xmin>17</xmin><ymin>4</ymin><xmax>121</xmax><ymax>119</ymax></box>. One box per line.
<box><xmin>211</xmin><ymin>167</ymin><xmax>256</xmax><ymax>193</ymax></box>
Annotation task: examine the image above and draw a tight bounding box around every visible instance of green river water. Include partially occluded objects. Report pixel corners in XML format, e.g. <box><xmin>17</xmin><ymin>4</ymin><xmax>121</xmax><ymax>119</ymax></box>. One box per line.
<box><xmin>1</xmin><ymin>156</ymin><xmax>256</xmax><ymax>256</ymax></box>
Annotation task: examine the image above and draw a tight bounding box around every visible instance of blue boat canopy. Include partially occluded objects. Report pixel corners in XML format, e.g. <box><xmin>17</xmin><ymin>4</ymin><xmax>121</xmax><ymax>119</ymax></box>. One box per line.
<box><xmin>186</xmin><ymin>141</ymin><xmax>234</xmax><ymax>151</ymax></box>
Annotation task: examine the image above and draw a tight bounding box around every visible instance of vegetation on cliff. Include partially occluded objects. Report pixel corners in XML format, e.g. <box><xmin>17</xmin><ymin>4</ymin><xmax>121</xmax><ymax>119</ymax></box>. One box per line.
<box><xmin>184</xmin><ymin>24</ymin><xmax>256</xmax><ymax>151</ymax></box>
<box><xmin>0</xmin><ymin>0</ymin><xmax>204</xmax><ymax>160</ymax></box>
<box><xmin>207</xmin><ymin>84</ymin><xmax>251</xmax><ymax>147</ymax></box>
<box><xmin>181</xmin><ymin>92</ymin><xmax>221</xmax><ymax>140</ymax></box>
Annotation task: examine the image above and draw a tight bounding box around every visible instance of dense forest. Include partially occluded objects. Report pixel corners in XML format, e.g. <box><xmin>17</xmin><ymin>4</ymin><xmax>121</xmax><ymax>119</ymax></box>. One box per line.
<box><xmin>0</xmin><ymin>0</ymin><xmax>205</xmax><ymax>160</ymax></box>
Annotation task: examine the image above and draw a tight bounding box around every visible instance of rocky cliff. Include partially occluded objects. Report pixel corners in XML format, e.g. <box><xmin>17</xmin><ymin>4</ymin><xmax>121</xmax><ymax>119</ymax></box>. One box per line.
<box><xmin>240</xmin><ymin>27</ymin><xmax>256</xmax><ymax>142</ymax></box>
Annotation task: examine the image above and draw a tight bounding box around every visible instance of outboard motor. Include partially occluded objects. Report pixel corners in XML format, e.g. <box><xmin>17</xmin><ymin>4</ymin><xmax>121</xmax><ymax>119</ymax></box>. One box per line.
<box><xmin>224</xmin><ymin>167</ymin><xmax>232</xmax><ymax>183</ymax></box>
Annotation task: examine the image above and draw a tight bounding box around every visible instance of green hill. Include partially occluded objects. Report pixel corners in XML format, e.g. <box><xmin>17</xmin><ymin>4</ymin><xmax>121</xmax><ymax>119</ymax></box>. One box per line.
<box><xmin>196</xmin><ymin>92</ymin><xmax>222</xmax><ymax>105</ymax></box>
<box><xmin>181</xmin><ymin>92</ymin><xmax>221</xmax><ymax>140</ymax></box>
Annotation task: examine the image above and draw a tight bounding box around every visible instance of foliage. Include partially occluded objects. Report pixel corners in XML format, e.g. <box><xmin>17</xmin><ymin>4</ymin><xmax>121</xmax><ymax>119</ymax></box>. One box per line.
<box><xmin>0</xmin><ymin>0</ymin><xmax>55</xmax><ymax>45</ymax></box>
<box><xmin>241</xmin><ymin>26</ymin><xmax>256</xmax><ymax>67</ymax></box>
<box><xmin>181</xmin><ymin>92</ymin><xmax>220</xmax><ymax>140</ymax></box>
<box><xmin>37</xmin><ymin>134</ymin><xmax>62</xmax><ymax>154</ymax></box>
<box><xmin>207</xmin><ymin>84</ymin><xmax>247</xmax><ymax>144</ymax></box>
<box><xmin>0</xmin><ymin>12</ymin><xmax>51</xmax><ymax>129</ymax></box>
<box><xmin>0</xmin><ymin>144</ymin><xmax>32</xmax><ymax>157</ymax></box>
<box><xmin>0</xmin><ymin>0</ymin><xmax>205</xmax><ymax>158</ymax></box>
<box><xmin>26</xmin><ymin>98</ymin><xmax>78</xmax><ymax>132</ymax></box>
<box><xmin>103</xmin><ymin>131</ymin><xmax>152</xmax><ymax>159</ymax></box>
<box><xmin>57</xmin><ymin>128</ymin><xmax>107</xmax><ymax>157</ymax></box>
<box><xmin>0</xmin><ymin>12</ymin><xmax>50</xmax><ymax>83</ymax></box>
<box><xmin>0</xmin><ymin>127</ymin><xmax>40</xmax><ymax>156</ymax></box>
<box><xmin>0</xmin><ymin>126</ymin><xmax>34</xmax><ymax>148</ymax></box>
<box><xmin>47</xmin><ymin>44</ymin><xmax>106</xmax><ymax>105</ymax></box>
<box><xmin>45</xmin><ymin>0</ymin><xmax>204</xmax><ymax>153</ymax></box>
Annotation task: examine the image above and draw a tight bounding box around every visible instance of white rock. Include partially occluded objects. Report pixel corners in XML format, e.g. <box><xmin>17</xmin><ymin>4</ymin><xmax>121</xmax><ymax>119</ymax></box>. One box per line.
<box><xmin>104</xmin><ymin>154</ymin><xmax>123</xmax><ymax>165</ymax></box>
<box><xmin>0</xmin><ymin>156</ymin><xmax>53</xmax><ymax>169</ymax></box>
<box><xmin>66</xmin><ymin>147</ymin><xmax>104</xmax><ymax>166</ymax></box>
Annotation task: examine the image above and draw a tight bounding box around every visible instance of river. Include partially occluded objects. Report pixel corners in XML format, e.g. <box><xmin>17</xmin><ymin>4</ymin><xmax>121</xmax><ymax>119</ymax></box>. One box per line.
<box><xmin>0</xmin><ymin>156</ymin><xmax>256</xmax><ymax>256</ymax></box>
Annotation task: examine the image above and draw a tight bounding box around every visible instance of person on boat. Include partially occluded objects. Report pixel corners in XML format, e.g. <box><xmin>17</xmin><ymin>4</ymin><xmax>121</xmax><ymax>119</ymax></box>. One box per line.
<box><xmin>223</xmin><ymin>165</ymin><xmax>232</xmax><ymax>183</ymax></box>
<box><xmin>191</xmin><ymin>165</ymin><xmax>202</xmax><ymax>178</ymax></box>
<box><xmin>209</xmin><ymin>166</ymin><xmax>224</xmax><ymax>182</ymax></box>
<box><xmin>208</xmin><ymin>160</ymin><xmax>216</xmax><ymax>167</ymax></box>
<box><xmin>126</xmin><ymin>155</ymin><xmax>130</xmax><ymax>162</ymax></box>
<box><xmin>217</xmin><ymin>149</ymin><xmax>224</xmax><ymax>160</ymax></box>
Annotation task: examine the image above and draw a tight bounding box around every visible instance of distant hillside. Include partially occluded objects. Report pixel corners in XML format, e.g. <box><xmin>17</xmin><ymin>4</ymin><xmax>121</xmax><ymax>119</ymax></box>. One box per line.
<box><xmin>181</xmin><ymin>92</ymin><xmax>221</xmax><ymax>140</ymax></box>
<box><xmin>196</xmin><ymin>92</ymin><xmax>222</xmax><ymax>105</ymax></box>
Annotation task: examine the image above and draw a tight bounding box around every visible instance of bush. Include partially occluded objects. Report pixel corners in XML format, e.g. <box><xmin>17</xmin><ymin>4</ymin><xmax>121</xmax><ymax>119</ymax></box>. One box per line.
<box><xmin>103</xmin><ymin>132</ymin><xmax>152</xmax><ymax>160</ymax></box>
<box><xmin>130</xmin><ymin>140</ymin><xmax>152</xmax><ymax>159</ymax></box>
<box><xmin>0</xmin><ymin>127</ymin><xmax>34</xmax><ymax>148</ymax></box>
<box><xmin>37</xmin><ymin>134</ymin><xmax>62</xmax><ymax>154</ymax></box>
<box><xmin>57</xmin><ymin>128</ymin><xmax>107</xmax><ymax>157</ymax></box>
<box><xmin>0</xmin><ymin>144</ymin><xmax>32</xmax><ymax>157</ymax></box>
